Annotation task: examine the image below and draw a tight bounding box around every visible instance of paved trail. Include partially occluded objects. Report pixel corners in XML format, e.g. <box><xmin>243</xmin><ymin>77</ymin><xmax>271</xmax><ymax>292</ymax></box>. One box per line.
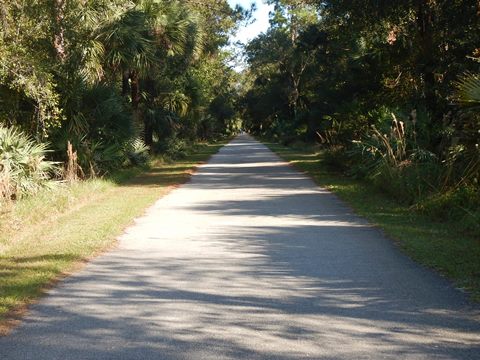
<box><xmin>1</xmin><ymin>135</ymin><xmax>479</xmax><ymax>359</ymax></box>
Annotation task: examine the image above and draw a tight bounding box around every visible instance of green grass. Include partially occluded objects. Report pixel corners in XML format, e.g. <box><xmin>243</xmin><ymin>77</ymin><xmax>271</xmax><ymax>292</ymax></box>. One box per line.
<box><xmin>0</xmin><ymin>142</ymin><xmax>224</xmax><ymax>332</ymax></box>
<box><xmin>266</xmin><ymin>142</ymin><xmax>480</xmax><ymax>301</ymax></box>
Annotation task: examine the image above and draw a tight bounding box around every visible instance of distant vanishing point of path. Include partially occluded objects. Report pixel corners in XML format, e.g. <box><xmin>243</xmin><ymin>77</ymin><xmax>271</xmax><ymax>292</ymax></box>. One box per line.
<box><xmin>1</xmin><ymin>134</ymin><xmax>479</xmax><ymax>359</ymax></box>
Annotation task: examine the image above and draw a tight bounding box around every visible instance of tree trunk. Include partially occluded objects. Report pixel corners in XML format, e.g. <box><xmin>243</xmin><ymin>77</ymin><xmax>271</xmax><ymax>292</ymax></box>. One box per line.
<box><xmin>130</xmin><ymin>70</ymin><xmax>140</xmax><ymax>110</ymax></box>
<box><xmin>289</xmin><ymin>69</ymin><xmax>303</xmax><ymax>125</ymax></box>
<box><xmin>122</xmin><ymin>70</ymin><xmax>130</xmax><ymax>97</ymax></box>
<box><xmin>143</xmin><ymin>77</ymin><xmax>156</xmax><ymax>148</ymax></box>
<box><xmin>129</xmin><ymin>70</ymin><xmax>143</xmax><ymax>142</ymax></box>
<box><xmin>144</xmin><ymin>120</ymin><xmax>153</xmax><ymax>147</ymax></box>
<box><xmin>53</xmin><ymin>0</ymin><xmax>66</xmax><ymax>62</ymax></box>
<box><xmin>416</xmin><ymin>0</ymin><xmax>436</xmax><ymax>115</ymax></box>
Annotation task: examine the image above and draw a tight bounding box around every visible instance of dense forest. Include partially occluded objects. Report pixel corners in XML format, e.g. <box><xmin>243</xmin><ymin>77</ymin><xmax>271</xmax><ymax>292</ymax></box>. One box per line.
<box><xmin>0</xmin><ymin>0</ymin><xmax>246</xmax><ymax>200</ymax></box>
<box><xmin>242</xmin><ymin>0</ymin><xmax>480</xmax><ymax>233</ymax></box>
<box><xmin>1</xmin><ymin>0</ymin><xmax>479</xmax><ymax>233</ymax></box>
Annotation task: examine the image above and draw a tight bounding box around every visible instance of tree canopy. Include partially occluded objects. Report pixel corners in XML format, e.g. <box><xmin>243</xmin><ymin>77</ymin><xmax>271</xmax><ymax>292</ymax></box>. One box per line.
<box><xmin>234</xmin><ymin>0</ymin><xmax>480</xmax><ymax>232</ymax></box>
<box><xmin>1</xmin><ymin>0</ymin><xmax>479</xmax><ymax>216</ymax></box>
<box><xmin>0</xmin><ymin>0</ymin><xmax>247</xmax><ymax>180</ymax></box>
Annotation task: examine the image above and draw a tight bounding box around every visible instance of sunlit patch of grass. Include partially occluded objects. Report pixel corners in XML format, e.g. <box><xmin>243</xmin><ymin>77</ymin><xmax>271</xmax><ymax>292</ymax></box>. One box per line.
<box><xmin>0</xmin><ymin>142</ymin><xmax>224</xmax><ymax>333</ymax></box>
<box><xmin>266</xmin><ymin>142</ymin><xmax>480</xmax><ymax>302</ymax></box>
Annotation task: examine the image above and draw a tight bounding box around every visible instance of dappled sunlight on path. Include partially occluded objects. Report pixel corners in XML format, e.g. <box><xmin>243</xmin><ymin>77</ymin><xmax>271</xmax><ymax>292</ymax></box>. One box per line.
<box><xmin>1</xmin><ymin>135</ymin><xmax>479</xmax><ymax>359</ymax></box>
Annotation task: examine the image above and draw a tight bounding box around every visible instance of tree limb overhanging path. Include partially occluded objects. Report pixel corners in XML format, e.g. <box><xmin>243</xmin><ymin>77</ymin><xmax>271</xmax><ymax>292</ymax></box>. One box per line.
<box><xmin>1</xmin><ymin>135</ymin><xmax>479</xmax><ymax>359</ymax></box>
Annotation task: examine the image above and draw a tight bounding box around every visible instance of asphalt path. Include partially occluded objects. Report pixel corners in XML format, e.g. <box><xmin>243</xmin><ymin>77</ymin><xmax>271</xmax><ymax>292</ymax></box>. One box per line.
<box><xmin>1</xmin><ymin>134</ymin><xmax>479</xmax><ymax>359</ymax></box>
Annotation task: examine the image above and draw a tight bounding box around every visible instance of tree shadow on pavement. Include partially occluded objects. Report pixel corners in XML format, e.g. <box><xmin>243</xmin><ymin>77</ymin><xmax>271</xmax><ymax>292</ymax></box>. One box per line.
<box><xmin>1</xmin><ymin>136</ymin><xmax>479</xmax><ymax>360</ymax></box>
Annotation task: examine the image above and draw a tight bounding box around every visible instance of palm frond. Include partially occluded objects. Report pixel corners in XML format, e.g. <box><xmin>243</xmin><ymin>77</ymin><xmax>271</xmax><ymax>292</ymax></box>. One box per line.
<box><xmin>0</xmin><ymin>126</ymin><xmax>58</xmax><ymax>201</ymax></box>
<box><xmin>454</xmin><ymin>72</ymin><xmax>480</xmax><ymax>108</ymax></box>
<box><xmin>161</xmin><ymin>91</ymin><xmax>190</xmax><ymax>116</ymax></box>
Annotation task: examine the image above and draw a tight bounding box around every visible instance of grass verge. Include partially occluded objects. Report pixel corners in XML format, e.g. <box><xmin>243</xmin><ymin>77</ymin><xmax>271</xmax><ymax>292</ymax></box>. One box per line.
<box><xmin>0</xmin><ymin>142</ymin><xmax>224</xmax><ymax>334</ymax></box>
<box><xmin>266</xmin><ymin>142</ymin><xmax>480</xmax><ymax>301</ymax></box>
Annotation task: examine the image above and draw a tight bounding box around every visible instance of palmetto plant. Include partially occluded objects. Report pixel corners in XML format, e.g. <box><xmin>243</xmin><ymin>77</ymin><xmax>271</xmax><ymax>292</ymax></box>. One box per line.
<box><xmin>448</xmin><ymin>72</ymin><xmax>480</xmax><ymax>187</ymax></box>
<box><xmin>454</xmin><ymin>72</ymin><xmax>480</xmax><ymax>109</ymax></box>
<box><xmin>125</xmin><ymin>138</ymin><xmax>150</xmax><ymax>166</ymax></box>
<box><xmin>0</xmin><ymin>126</ymin><xmax>58</xmax><ymax>201</ymax></box>
<box><xmin>161</xmin><ymin>91</ymin><xmax>190</xmax><ymax>117</ymax></box>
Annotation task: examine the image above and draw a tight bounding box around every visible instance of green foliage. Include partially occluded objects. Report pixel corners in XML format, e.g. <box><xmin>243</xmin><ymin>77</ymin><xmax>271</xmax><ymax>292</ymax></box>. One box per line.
<box><xmin>50</xmin><ymin>84</ymin><xmax>138</xmax><ymax>177</ymax></box>
<box><xmin>417</xmin><ymin>187</ymin><xmax>480</xmax><ymax>234</ymax></box>
<box><xmin>448</xmin><ymin>72</ymin><xmax>480</xmax><ymax>188</ymax></box>
<box><xmin>243</xmin><ymin>0</ymin><xmax>480</xmax><ymax>230</ymax></box>
<box><xmin>0</xmin><ymin>0</ymin><xmax>243</xmax><ymax>190</ymax></box>
<box><xmin>0</xmin><ymin>4</ymin><xmax>61</xmax><ymax>135</ymax></box>
<box><xmin>76</xmin><ymin>85</ymin><xmax>133</xmax><ymax>142</ymax></box>
<box><xmin>156</xmin><ymin>136</ymin><xmax>189</xmax><ymax>160</ymax></box>
<box><xmin>125</xmin><ymin>138</ymin><xmax>150</xmax><ymax>166</ymax></box>
<box><xmin>454</xmin><ymin>72</ymin><xmax>480</xmax><ymax>109</ymax></box>
<box><xmin>346</xmin><ymin>116</ymin><xmax>440</xmax><ymax>203</ymax></box>
<box><xmin>0</xmin><ymin>126</ymin><xmax>57</xmax><ymax>201</ymax></box>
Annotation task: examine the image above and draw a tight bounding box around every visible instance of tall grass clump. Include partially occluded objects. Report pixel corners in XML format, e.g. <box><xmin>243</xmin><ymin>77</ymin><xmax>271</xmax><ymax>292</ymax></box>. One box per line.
<box><xmin>335</xmin><ymin>99</ymin><xmax>479</xmax><ymax>235</ymax></box>
<box><xmin>347</xmin><ymin>113</ymin><xmax>440</xmax><ymax>204</ymax></box>
<box><xmin>0</xmin><ymin>125</ymin><xmax>58</xmax><ymax>202</ymax></box>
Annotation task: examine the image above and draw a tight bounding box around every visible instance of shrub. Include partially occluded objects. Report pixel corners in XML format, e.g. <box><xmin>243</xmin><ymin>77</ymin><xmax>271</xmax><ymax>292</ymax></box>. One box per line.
<box><xmin>155</xmin><ymin>137</ymin><xmax>189</xmax><ymax>160</ymax></box>
<box><xmin>322</xmin><ymin>145</ymin><xmax>350</xmax><ymax>172</ymax></box>
<box><xmin>124</xmin><ymin>138</ymin><xmax>150</xmax><ymax>166</ymax></box>
<box><xmin>75</xmin><ymin>85</ymin><xmax>133</xmax><ymax>143</ymax></box>
<box><xmin>347</xmin><ymin>114</ymin><xmax>441</xmax><ymax>203</ymax></box>
<box><xmin>417</xmin><ymin>186</ymin><xmax>480</xmax><ymax>235</ymax></box>
<box><xmin>368</xmin><ymin>160</ymin><xmax>442</xmax><ymax>204</ymax></box>
<box><xmin>0</xmin><ymin>126</ymin><xmax>58</xmax><ymax>201</ymax></box>
<box><xmin>53</xmin><ymin>85</ymin><xmax>145</xmax><ymax>177</ymax></box>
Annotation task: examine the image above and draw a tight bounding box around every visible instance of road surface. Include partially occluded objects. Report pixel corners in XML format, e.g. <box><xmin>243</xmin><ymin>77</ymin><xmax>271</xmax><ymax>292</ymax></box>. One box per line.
<box><xmin>1</xmin><ymin>134</ymin><xmax>479</xmax><ymax>359</ymax></box>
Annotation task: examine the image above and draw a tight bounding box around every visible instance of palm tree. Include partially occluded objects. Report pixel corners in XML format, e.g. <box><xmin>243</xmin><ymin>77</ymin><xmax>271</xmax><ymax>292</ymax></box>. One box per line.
<box><xmin>84</xmin><ymin>0</ymin><xmax>205</xmax><ymax>146</ymax></box>
<box><xmin>98</xmin><ymin>7</ymin><xmax>154</xmax><ymax>101</ymax></box>
<box><xmin>139</xmin><ymin>0</ymin><xmax>205</xmax><ymax>146</ymax></box>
